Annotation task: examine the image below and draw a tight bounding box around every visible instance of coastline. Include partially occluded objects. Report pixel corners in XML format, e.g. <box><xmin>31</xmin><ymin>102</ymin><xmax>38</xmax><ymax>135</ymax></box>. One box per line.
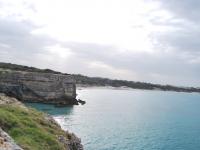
<box><xmin>76</xmin><ymin>84</ymin><xmax>199</xmax><ymax>94</ymax></box>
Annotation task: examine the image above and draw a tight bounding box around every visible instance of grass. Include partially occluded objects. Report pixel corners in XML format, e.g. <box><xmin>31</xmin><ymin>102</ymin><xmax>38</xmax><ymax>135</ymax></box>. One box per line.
<box><xmin>0</xmin><ymin>104</ymin><xmax>70</xmax><ymax>150</ymax></box>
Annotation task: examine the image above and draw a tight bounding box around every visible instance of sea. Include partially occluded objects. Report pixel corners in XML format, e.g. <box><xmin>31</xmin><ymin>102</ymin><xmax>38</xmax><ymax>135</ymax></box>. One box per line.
<box><xmin>26</xmin><ymin>87</ymin><xmax>200</xmax><ymax>150</ymax></box>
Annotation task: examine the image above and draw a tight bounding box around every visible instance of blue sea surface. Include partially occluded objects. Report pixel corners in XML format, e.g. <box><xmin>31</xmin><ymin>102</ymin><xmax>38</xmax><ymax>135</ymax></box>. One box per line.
<box><xmin>27</xmin><ymin>88</ymin><xmax>200</xmax><ymax>150</ymax></box>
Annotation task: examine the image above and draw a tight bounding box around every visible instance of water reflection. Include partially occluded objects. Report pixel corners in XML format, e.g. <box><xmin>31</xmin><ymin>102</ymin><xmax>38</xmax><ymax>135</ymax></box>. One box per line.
<box><xmin>25</xmin><ymin>102</ymin><xmax>74</xmax><ymax>116</ymax></box>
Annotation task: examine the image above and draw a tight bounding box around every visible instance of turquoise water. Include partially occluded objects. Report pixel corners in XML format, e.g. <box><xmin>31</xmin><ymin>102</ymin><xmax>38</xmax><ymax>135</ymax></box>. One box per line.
<box><xmin>27</xmin><ymin>88</ymin><xmax>200</xmax><ymax>150</ymax></box>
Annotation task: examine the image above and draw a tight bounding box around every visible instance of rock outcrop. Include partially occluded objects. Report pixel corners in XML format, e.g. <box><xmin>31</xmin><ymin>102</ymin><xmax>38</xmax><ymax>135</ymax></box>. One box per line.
<box><xmin>0</xmin><ymin>70</ymin><xmax>78</xmax><ymax>105</ymax></box>
<box><xmin>0</xmin><ymin>128</ymin><xmax>23</xmax><ymax>150</ymax></box>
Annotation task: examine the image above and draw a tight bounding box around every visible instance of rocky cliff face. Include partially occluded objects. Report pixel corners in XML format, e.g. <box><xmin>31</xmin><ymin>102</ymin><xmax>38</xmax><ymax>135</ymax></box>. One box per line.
<box><xmin>0</xmin><ymin>70</ymin><xmax>77</xmax><ymax>105</ymax></box>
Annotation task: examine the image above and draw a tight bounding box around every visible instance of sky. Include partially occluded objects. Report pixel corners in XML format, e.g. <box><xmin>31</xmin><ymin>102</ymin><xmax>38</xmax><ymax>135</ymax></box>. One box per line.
<box><xmin>0</xmin><ymin>0</ymin><xmax>199</xmax><ymax>87</ymax></box>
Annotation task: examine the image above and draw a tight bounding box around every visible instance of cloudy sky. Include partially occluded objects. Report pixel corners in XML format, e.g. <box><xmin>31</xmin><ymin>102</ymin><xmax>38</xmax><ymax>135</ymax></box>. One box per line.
<box><xmin>0</xmin><ymin>0</ymin><xmax>199</xmax><ymax>87</ymax></box>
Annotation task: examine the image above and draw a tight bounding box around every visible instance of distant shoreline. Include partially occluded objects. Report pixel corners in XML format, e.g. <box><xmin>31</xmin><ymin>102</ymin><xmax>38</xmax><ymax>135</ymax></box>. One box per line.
<box><xmin>76</xmin><ymin>84</ymin><xmax>200</xmax><ymax>94</ymax></box>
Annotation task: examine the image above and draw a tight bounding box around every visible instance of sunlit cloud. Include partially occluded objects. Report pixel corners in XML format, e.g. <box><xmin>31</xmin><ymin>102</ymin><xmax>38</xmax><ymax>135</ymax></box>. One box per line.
<box><xmin>46</xmin><ymin>44</ymin><xmax>72</xmax><ymax>59</ymax></box>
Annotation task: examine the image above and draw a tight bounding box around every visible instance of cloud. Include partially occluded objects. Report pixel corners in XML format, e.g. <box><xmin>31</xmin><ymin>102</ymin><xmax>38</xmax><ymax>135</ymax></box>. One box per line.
<box><xmin>0</xmin><ymin>0</ymin><xmax>199</xmax><ymax>86</ymax></box>
<box><xmin>0</xmin><ymin>17</ymin><xmax>56</xmax><ymax>65</ymax></box>
<box><xmin>148</xmin><ymin>0</ymin><xmax>200</xmax><ymax>58</ymax></box>
<box><xmin>157</xmin><ymin>0</ymin><xmax>200</xmax><ymax>22</ymax></box>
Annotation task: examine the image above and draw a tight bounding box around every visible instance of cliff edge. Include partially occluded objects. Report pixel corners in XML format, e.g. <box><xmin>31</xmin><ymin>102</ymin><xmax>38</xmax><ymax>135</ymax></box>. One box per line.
<box><xmin>0</xmin><ymin>93</ymin><xmax>83</xmax><ymax>150</ymax></box>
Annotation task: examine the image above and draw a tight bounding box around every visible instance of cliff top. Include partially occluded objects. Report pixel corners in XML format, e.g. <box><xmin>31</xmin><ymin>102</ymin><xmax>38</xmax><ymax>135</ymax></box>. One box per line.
<box><xmin>0</xmin><ymin>62</ymin><xmax>63</xmax><ymax>74</ymax></box>
<box><xmin>0</xmin><ymin>69</ymin><xmax>75</xmax><ymax>83</ymax></box>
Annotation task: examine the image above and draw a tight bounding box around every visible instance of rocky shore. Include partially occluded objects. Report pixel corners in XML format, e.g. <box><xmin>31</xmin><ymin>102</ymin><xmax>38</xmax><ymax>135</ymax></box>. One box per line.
<box><xmin>0</xmin><ymin>93</ymin><xmax>83</xmax><ymax>150</ymax></box>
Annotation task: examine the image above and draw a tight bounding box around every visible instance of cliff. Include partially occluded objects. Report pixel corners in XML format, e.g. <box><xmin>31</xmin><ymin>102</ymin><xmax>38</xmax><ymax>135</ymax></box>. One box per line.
<box><xmin>0</xmin><ymin>69</ymin><xmax>78</xmax><ymax>105</ymax></box>
<box><xmin>0</xmin><ymin>93</ymin><xmax>83</xmax><ymax>150</ymax></box>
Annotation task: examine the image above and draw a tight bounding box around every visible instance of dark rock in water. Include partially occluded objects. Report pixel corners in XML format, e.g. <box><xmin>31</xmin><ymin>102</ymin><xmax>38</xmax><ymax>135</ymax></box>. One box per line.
<box><xmin>77</xmin><ymin>99</ymin><xmax>86</xmax><ymax>105</ymax></box>
<box><xmin>0</xmin><ymin>70</ymin><xmax>77</xmax><ymax>105</ymax></box>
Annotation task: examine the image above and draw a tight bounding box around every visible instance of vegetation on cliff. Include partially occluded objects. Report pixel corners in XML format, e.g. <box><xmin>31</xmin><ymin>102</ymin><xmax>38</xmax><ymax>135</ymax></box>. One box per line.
<box><xmin>0</xmin><ymin>94</ymin><xmax>83</xmax><ymax>150</ymax></box>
